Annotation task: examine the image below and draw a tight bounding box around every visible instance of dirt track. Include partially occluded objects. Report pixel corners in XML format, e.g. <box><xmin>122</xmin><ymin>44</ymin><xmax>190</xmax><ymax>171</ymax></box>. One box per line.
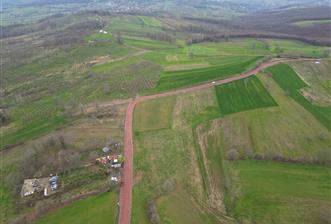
<box><xmin>118</xmin><ymin>57</ymin><xmax>315</xmax><ymax>224</ymax></box>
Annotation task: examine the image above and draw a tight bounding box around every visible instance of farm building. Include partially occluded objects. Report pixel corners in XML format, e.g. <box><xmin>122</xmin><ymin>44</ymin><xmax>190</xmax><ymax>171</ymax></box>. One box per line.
<box><xmin>21</xmin><ymin>175</ymin><xmax>59</xmax><ymax>197</ymax></box>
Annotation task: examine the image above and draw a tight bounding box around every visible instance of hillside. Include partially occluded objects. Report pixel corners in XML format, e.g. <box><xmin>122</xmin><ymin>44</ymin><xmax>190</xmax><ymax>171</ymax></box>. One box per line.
<box><xmin>1</xmin><ymin>1</ymin><xmax>331</xmax><ymax>224</ymax></box>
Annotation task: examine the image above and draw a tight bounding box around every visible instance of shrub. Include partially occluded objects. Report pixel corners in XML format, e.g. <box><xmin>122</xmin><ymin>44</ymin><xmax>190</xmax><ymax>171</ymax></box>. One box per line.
<box><xmin>226</xmin><ymin>149</ymin><xmax>239</xmax><ymax>161</ymax></box>
<box><xmin>147</xmin><ymin>200</ymin><xmax>160</xmax><ymax>224</ymax></box>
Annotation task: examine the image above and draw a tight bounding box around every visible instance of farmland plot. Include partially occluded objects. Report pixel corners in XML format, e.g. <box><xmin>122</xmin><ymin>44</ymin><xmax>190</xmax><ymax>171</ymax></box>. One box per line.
<box><xmin>215</xmin><ymin>76</ymin><xmax>277</xmax><ymax>115</ymax></box>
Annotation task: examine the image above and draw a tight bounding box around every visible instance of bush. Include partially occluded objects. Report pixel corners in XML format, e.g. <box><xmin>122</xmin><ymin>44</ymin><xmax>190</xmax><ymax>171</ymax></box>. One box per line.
<box><xmin>146</xmin><ymin>200</ymin><xmax>160</xmax><ymax>224</ymax></box>
<box><xmin>226</xmin><ymin>149</ymin><xmax>239</xmax><ymax>161</ymax></box>
<box><xmin>316</xmin><ymin>149</ymin><xmax>331</xmax><ymax>164</ymax></box>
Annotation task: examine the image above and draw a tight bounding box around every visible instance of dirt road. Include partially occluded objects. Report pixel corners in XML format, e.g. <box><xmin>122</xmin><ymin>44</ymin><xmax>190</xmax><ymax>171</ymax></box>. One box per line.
<box><xmin>118</xmin><ymin>57</ymin><xmax>314</xmax><ymax>224</ymax></box>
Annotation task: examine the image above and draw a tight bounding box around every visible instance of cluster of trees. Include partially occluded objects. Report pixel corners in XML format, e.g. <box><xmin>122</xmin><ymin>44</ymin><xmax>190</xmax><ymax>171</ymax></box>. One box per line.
<box><xmin>225</xmin><ymin>146</ymin><xmax>331</xmax><ymax>165</ymax></box>
<box><xmin>145</xmin><ymin>32</ymin><xmax>174</xmax><ymax>43</ymax></box>
<box><xmin>185</xmin><ymin>31</ymin><xmax>331</xmax><ymax>47</ymax></box>
<box><xmin>5</xmin><ymin>134</ymin><xmax>81</xmax><ymax>198</ymax></box>
<box><xmin>41</xmin><ymin>20</ymin><xmax>100</xmax><ymax>48</ymax></box>
<box><xmin>183</xmin><ymin>6</ymin><xmax>331</xmax><ymax>46</ymax></box>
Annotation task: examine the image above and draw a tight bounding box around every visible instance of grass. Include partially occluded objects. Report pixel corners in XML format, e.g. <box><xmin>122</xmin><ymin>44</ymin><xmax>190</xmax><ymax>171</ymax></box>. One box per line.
<box><xmin>220</xmin><ymin>73</ymin><xmax>331</xmax><ymax>161</ymax></box>
<box><xmin>4</xmin><ymin>35</ymin><xmax>329</xmax><ymax>149</ymax></box>
<box><xmin>123</xmin><ymin>36</ymin><xmax>177</xmax><ymax>50</ymax></box>
<box><xmin>154</xmin><ymin>56</ymin><xmax>263</xmax><ymax>92</ymax></box>
<box><xmin>138</xmin><ymin>16</ymin><xmax>162</xmax><ymax>27</ymax></box>
<box><xmin>290</xmin><ymin>60</ymin><xmax>331</xmax><ymax>106</ymax></box>
<box><xmin>34</xmin><ymin>191</ymin><xmax>118</xmax><ymax>224</ymax></box>
<box><xmin>230</xmin><ymin>160</ymin><xmax>331</xmax><ymax>224</ymax></box>
<box><xmin>5</xmin><ymin>13</ymin><xmax>331</xmax><ymax>223</ymax></box>
<box><xmin>133</xmin><ymin>69</ymin><xmax>331</xmax><ymax>223</ymax></box>
<box><xmin>134</xmin><ymin>97</ymin><xmax>176</xmax><ymax>132</ymax></box>
<box><xmin>107</xmin><ymin>16</ymin><xmax>165</xmax><ymax>37</ymax></box>
<box><xmin>133</xmin><ymin>88</ymin><xmax>225</xmax><ymax>223</ymax></box>
<box><xmin>1</xmin><ymin>115</ymin><xmax>73</xmax><ymax>148</ymax></box>
<box><xmin>263</xmin><ymin>39</ymin><xmax>328</xmax><ymax>58</ymax></box>
<box><xmin>267</xmin><ymin>63</ymin><xmax>331</xmax><ymax>131</ymax></box>
<box><xmin>215</xmin><ymin>76</ymin><xmax>277</xmax><ymax>115</ymax></box>
<box><xmin>156</xmin><ymin>187</ymin><xmax>220</xmax><ymax>224</ymax></box>
<box><xmin>292</xmin><ymin>19</ymin><xmax>331</xmax><ymax>27</ymax></box>
<box><xmin>0</xmin><ymin>184</ymin><xmax>14</xmax><ymax>224</ymax></box>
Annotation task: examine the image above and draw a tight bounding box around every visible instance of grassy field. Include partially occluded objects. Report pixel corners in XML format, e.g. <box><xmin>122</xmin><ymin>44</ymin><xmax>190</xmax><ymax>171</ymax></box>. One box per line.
<box><xmin>267</xmin><ymin>63</ymin><xmax>331</xmax><ymax>131</ymax></box>
<box><xmin>132</xmin><ymin>88</ymin><xmax>228</xmax><ymax>224</ymax></box>
<box><xmin>34</xmin><ymin>191</ymin><xmax>118</xmax><ymax>224</ymax></box>
<box><xmin>290</xmin><ymin>60</ymin><xmax>331</xmax><ymax>106</ymax></box>
<box><xmin>3</xmin><ymin>12</ymin><xmax>331</xmax><ymax>224</ymax></box>
<box><xmin>220</xmin><ymin>73</ymin><xmax>331</xmax><ymax>161</ymax></box>
<box><xmin>134</xmin><ymin>97</ymin><xmax>176</xmax><ymax>132</ymax></box>
<box><xmin>124</xmin><ymin>36</ymin><xmax>177</xmax><ymax>50</ymax></box>
<box><xmin>230</xmin><ymin>160</ymin><xmax>331</xmax><ymax>224</ymax></box>
<box><xmin>292</xmin><ymin>19</ymin><xmax>331</xmax><ymax>27</ymax></box>
<box><xmin>154</xmin><ymin>56</ymin><xmax>262</xmax><ymax>92</ymax></box>
<box><xmin>215</xmin><ymin>76</ymin><xmax>277</xmax><ymax>115</ymax></box>
<box><xmin>132</xmin><ymin>67</ymin><xmax>331</xmax><ymax>223</ymax></box>
<box><xmin>3</xmin><ymin>33</ymin><xmax>329</xmax><ymax>149</ymax></box>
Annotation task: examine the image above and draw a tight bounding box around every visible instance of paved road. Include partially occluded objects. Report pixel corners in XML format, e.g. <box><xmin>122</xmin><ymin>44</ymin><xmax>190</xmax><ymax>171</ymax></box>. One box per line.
<box><xmin>118</xmin><ymin>57</ymin><xmax>314</xmax><ymax>224</ymax></box>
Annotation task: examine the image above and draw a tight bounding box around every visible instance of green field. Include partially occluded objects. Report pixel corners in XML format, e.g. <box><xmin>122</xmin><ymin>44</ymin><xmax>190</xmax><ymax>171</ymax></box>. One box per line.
<box><xmin>155</xmin><ymin>56</ymin><xmax>262</xmax><ymax>91</ymax></box>
<box><xmin>3</xmin><ymin>35</ymin><xmax>328</xmax><ymax>149</ymax></box>
<box><xmin>134</xmin><ymin>97</ymin><xmax>176</xmax><ymax>132</ymax></box>
<box><xmin>3</xmin><ymin>11</ymin><xmax>331</xmax><ymax>224</ymax></box>
<box><xmin>290</xmin><ymin>60</ymin><xmax>331</xmax><ymax>106</ymax></box>
<box><xmin>133</xmin><ymin>89</ymin><xmax>227</xmax><ymax>224</ymax></box>
<box><xmin>124</xmin><ymin>36</ymin><xmax>177</xmax><ymax>50</ymax></box>
<box><xmin>132</xmin><ymin>65</ymin><xmax>331</xmax><ymax>223</ymax></box>
<box><xmin>267</xmin><ymin>63</ymin><xmax>331</xmax><ymax>131</ymax></box>
<box><xmin>220</xmin><ymin>73</ymin><xmax>331</xmax><ymax>161</ymax></box>
<box><xmin>215</xmin><ymin>76</ymin><xmax>277</xmax><ymax>115</ymax></box>
<box><xmin>230</xmin><ymin>160</ymin><xmax>331</xmax><ymax>223</ymax></box>
<box><xmin>293</xmin><ymin>19</ymin><xmax>331</xmax><ymax>27</ymax></box>
<box><xmin>34</xmin><ymin>192</ymin><xmax>118</xmax><ymax>224</ymax></box>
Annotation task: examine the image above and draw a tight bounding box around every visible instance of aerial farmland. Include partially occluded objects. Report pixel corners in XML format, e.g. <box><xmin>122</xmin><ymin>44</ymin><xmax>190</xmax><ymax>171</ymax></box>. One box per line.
<box><xmin>1</xmin><ymin>1</ymin><xmax>330</xmax><ymax>224</ymax></box>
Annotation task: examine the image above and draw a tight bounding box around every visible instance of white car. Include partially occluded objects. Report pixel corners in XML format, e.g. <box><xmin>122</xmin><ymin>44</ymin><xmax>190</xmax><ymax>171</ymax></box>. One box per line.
<box><xmin>212</xmin><ymin>81</ymin><xmax>216</xmax><ymax>84</ymax></box>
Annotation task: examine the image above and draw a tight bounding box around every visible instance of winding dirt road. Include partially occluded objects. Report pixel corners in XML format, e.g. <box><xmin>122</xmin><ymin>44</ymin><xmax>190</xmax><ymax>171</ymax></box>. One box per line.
<box><xmin>118</xmin><ymin>57</ymin><xmax>314</xmax><ymax>224</ymax></box>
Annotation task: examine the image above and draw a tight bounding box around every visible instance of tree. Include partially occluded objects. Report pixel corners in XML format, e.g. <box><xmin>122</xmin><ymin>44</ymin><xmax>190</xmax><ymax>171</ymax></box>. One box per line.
<box><xmin>116</xmin><ymin>33</ymin><xmax>124</xmax><ymax>45</ymax></box>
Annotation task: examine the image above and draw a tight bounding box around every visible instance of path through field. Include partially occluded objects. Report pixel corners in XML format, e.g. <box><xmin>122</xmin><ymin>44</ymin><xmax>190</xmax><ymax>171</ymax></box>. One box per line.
<box><xmin>118</xmin><ymin>57</ymin><xmax>316</xmax><ymax>224</ymax></box>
